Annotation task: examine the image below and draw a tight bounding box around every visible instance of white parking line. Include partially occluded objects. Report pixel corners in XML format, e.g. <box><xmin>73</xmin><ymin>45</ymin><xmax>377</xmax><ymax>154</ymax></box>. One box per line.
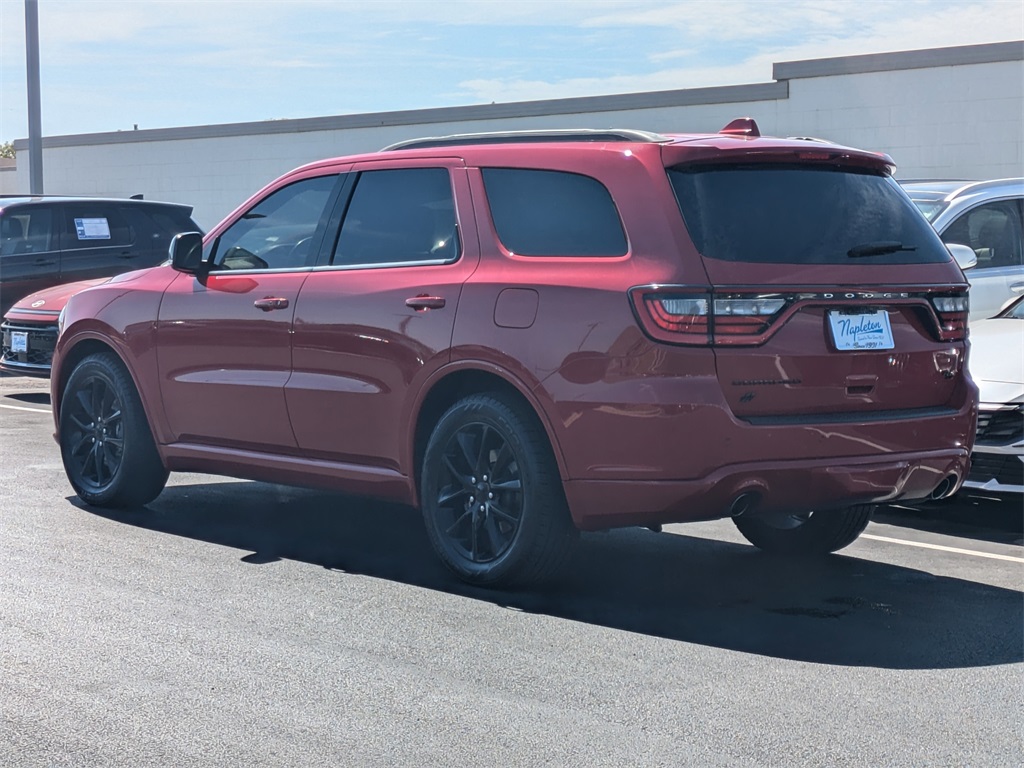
<box><xmin>862</xmin><ymin>533</ymin><xmax>1024</xmax><ymax>563</ymax></box>
<box><xmin>0</xmin><ymin>403</ymin><xmax>51</xmax><ymax>414</ymax></box>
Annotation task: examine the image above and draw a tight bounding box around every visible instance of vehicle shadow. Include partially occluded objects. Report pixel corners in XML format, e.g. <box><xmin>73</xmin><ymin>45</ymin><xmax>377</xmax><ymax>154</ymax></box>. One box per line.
<box><xmin>878</xmin><ymin>494</ymin><xmax>1023</xmax><ymax>547</ymax></box>
<box><xmin>4</xmin><ymin>391</ymin><xmax>51</xmax><ymax>406</ymax></box>
<box><xmin>75</xmin><ymin>480</ymin><xmax>1023</xmax><ymax>671</ymax></box>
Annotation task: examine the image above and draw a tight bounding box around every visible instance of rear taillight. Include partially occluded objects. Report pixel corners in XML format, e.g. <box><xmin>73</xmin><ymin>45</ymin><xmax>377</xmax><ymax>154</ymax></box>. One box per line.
<box><xmin>631</xmin><ymin>288</ymin><xmax>788</xmax><ymax>345</ymax></box>
<box><xmin>930</xmin><ymin>293</ymin><xmax>969</xmax><ymax>341</ymax></box>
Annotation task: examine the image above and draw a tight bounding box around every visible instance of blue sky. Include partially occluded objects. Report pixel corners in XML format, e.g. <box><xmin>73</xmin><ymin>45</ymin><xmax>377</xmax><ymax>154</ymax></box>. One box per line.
<box><xmin>1</xmin><ymin>0</ymin><xmax>1021</xmax><ymax>142</ymax></box>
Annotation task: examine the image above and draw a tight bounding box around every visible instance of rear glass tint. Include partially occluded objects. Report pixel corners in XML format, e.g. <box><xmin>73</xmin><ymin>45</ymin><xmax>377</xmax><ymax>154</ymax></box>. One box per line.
<box><xmin>482</xmin><ymin>168</ymin><xmax>627</xmax><ymax>257</ymax></box>
<box><xmin>668</xmin><ymin>165</ymin><xmax>949</xmax><ymax>264</ymax></box>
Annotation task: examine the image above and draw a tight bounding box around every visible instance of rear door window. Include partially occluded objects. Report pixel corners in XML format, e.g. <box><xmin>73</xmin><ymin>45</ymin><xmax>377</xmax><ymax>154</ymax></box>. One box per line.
<box><xmin>332</xmin><ymin>168</ymin><xmax>459</xmax><ymax>267</ymax></box>
<box><xmin>60</xmin><ymin>204</ymin><xmax>133</xmax><ymax>250</ymax></box>
<box><xmin>669</xmin><ymin>165</ymin><xmax>949</xmax><ymax>264</ymax></box>
<box><xmin>481</xmin><ymin>168</ymin><xmax>627</xmax><ymax>257</ymax></box>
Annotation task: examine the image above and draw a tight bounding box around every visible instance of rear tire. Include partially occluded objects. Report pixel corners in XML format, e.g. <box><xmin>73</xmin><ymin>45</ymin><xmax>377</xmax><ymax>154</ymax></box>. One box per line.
<box><xmin>59</xmin><ymin>352</ymin><xmax>168</xmax><ymax>508</ymax></box>
<box><xmin>733</xmin><ymin>505</ymin><xmax>874</xmax><ymax>555</ymax></box>
<box><xmin>420</xmin><ymin>393</ymin><xmax>574</xmax><ymax>587</ymax></box>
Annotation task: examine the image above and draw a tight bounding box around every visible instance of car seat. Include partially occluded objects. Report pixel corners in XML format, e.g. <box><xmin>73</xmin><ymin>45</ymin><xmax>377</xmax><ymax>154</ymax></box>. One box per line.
<box><xmin>977</xmin><ymin>218</ymin><xmax>1021</xmax><ymax>268</ymax></box>
<box><xmin>0</xmin><ymin>216</ymin><xmax>25</xmax><ymax>255</ymax></box>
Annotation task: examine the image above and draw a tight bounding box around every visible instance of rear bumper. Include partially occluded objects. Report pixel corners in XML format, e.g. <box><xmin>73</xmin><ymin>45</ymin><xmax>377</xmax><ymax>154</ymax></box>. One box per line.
<box><xmin>564</xmin><ymin>448</ymin><xmax>970</xmax><ymax>530</ymax></box>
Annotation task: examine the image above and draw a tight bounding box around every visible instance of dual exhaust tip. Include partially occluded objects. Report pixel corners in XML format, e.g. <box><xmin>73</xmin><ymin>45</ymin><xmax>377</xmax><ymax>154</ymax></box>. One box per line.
<box><xmin>652</xmin><ymin>476</ymin><xmax>957</xmax><ymax>532</ymax></box>
<box><xmin>728</xmin><ymin>472</ymin><xmax>958</xmax><ymax>516</ymax></box>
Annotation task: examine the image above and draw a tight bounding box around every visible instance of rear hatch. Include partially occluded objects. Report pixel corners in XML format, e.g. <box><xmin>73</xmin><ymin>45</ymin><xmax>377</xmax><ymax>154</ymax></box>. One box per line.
<box><xmin>639</xmin><ymin>152</ymin><xmax>969</xmax><ymax>420</ymax></box>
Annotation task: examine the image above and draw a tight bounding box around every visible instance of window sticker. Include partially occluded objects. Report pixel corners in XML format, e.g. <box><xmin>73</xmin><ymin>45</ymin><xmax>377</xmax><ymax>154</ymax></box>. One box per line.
<box><xmin>74</xmin><ymin>217</ymin><xmax>111</xmax><ymax>240</ymax></box>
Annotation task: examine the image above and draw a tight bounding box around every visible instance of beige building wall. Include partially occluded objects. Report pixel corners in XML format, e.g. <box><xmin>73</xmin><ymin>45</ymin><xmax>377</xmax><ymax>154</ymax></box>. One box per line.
<box><xmin>10</xmin><ymin>42</ymin><xmax>1023</xmax><ymax>230</ymax></box>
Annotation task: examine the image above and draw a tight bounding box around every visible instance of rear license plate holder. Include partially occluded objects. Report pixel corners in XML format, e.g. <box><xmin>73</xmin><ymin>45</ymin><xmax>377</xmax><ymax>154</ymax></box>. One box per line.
<box><xmin>827</xmin><ymin>310</ymin><xmax>894</xmax><ymax>351</ymax></box>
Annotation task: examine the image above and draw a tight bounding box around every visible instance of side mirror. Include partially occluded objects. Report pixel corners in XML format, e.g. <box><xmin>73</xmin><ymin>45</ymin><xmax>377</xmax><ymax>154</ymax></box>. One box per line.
<box><xmin>169</xmin><ymin>231</ymin><xmax>206</xmax><ymax>274</ymax></box>
<box><xmin>947</xmin><ymin>243</ymin><xmax>978</xmax><ymax>271</ymax></box>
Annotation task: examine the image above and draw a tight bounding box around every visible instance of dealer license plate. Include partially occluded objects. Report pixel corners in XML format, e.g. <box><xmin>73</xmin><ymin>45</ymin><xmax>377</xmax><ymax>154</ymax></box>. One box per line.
<box><xmin>827</xmin><ymin>310</ymin><xmax>894</xmax><ymax>351</ymax></box>
<box><xmin>11</xmin><ymin>331</ymin><xmax>28</xmax><ymax>354</ymax></box>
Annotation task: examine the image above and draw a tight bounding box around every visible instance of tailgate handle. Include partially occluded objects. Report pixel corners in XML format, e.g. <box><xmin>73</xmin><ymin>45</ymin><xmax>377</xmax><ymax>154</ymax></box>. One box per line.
<box><xmin>845</xmin><ymin>375</ymin><xmax>876</xmax><ymax>396</ymax></box>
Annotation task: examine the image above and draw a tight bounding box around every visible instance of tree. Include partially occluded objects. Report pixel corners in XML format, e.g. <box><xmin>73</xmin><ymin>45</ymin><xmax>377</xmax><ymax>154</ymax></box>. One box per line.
<box><xmin>0</xmin><ymin>141</ymin><xmax>14</xmax><ymax>159</ymax></box>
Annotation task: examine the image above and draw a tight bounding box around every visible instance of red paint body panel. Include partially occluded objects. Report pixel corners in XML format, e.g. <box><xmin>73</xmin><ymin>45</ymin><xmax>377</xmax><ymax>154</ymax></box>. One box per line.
<box><xmin>4</xmin><ymin>277</ymin><xmax>110</xmax><ymax>319</ymax></box>
<box><xmin>157</xmin><ymin>270</ymin><xmax>308</xmax><ymax>451</ymax></box>
<box><xmin>51</xmin><ymin>131</ymin><xmax>978</xmax><ymax>533</ymax></box>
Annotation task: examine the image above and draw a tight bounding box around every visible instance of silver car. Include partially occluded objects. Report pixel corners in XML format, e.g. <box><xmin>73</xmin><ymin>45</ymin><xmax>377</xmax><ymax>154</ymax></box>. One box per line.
<box><xmin>902</xmin><ymin>178</ymin><xmax>1024</xmax><ymax>320</ymax></box>
<box><xmin>963</xmin><ymin>296</ymin><xmax>1024</xmax><ymax>494</ymax></box>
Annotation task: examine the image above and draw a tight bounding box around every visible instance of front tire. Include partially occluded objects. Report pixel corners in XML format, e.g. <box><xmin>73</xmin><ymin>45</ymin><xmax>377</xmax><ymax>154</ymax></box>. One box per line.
<box><xmin>59</xmin><ymin>352</ymin><xmax>168</xmax><ymax>508</ymax></box>
<box><xmin>420</xmin><ymin>393</ymin><xmax>574</xmax><ymax>587</ymax></box>
<box><xmin>733</xmin><ymin>505</ymin><xmax>874</xmax><ymax>555</ymax></box>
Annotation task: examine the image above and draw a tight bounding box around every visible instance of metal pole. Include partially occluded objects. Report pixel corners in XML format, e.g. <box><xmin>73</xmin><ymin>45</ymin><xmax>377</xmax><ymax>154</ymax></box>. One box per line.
<box><xmin>25</xmin><ymin>0</ymin><xmax>43</xmax><ymax>194</ymax></box>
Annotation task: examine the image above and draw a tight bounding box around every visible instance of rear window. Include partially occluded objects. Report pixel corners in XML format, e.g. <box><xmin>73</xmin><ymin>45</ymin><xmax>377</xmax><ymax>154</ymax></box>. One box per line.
<box><xmin>139</xmin><ymin>206</ymin><xmax>202</xmax><ymax>236</ymax></box>
<box><xmin>669</xmin><ymin>165</ymin><xmax>949</xmax><ymax>265</ymax></box>
<box><xmin>482</xmin><ymin>168</ymin><xmax>627</xmax><ymax>257</ymax></box>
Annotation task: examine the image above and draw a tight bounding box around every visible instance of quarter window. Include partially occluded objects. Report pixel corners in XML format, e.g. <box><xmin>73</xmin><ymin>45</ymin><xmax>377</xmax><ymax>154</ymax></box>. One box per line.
<box><xmin>212</xmin><ymin>175</ymin><xmax>337</xmax><ymax>271</ymax></box>
<box><xmin>481</xmin><ymin>168</ymin><xmax>627</xmax><ymax>257</ymax></box>
<box><xmin>333</xmin><ymin>168</ymin><xmax>458</xmax><ymax>266</ymax></box>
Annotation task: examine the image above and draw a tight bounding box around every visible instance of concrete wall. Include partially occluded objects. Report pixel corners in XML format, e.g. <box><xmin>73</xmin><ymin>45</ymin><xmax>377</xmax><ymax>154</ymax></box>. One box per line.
<box><xmin>10</xmin><ymin>41</ymin><xmax>1023</xmax><ymax>230</ymax></box>
<box><xmin>0</xmin><ymin>158</ymin><xmax>17</xmax><ymax>195</ymax></box>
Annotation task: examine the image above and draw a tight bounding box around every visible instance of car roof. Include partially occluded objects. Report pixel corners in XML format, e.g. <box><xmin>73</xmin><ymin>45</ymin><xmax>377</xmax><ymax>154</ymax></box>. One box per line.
<box><xmin>0</xmin><ymin>195</ymin><xmax>193</xmax><ymax>214</ymax></box>
<box><xmin>286</xmin><ymin>121</ymin><xmax>894</xmax><ymax>178</ymax></box>
<box><xmin>900</xmin><ymin>178</ymin><xmax>1024</xmax><ymax>202</ymax></box>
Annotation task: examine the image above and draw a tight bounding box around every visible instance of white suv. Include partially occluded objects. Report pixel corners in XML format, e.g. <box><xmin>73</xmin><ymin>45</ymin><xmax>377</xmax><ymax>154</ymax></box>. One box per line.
<box><xmin>902</xmin><ymin>179</ymin><xmax>1024</xmax><ymax>321</ymax></box>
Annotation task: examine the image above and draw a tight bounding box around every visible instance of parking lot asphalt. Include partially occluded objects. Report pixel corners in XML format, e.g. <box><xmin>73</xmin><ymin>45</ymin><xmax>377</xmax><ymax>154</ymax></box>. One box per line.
<box><xmin>2</xmin><ymin>373</ymin><xmax>1022</xmax><ymax>767</ymax></box>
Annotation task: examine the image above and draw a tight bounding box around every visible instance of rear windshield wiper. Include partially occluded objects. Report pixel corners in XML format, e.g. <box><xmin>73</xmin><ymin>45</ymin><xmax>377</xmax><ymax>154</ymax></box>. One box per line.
<box><xmin>847</xmin><ymin>241</ymin><xmax>918</xmax><ymax>258</ymax></box>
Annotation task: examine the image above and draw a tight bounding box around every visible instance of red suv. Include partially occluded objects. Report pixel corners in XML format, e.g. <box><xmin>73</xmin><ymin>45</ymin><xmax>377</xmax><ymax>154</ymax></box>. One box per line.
<box><xmin>51</xmin><ymin>121</ymin><xmax>977</xmax><ymax>586</ymax></box>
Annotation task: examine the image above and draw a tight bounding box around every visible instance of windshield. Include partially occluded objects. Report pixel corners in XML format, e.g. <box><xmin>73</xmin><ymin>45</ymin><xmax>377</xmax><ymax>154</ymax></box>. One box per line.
<box><xmin>668</xmin><ymin>165</ymin><xmax>950</xmax><ymax>265</ymax></box>
<box><xmin>909</xmin><ymin>199</ymin><xmax>948</xmax><ymax>222</ymax></box>
<box><xmin>1005</xmin><ymin>298</ymin><xmax>1024</xmax><ymax>319</ymax></box>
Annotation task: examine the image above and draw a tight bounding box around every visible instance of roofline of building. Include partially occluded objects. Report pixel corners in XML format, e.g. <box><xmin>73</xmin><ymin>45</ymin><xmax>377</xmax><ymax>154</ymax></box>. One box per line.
<box><xmin>12</xmin><ymin>40</ymin><xmax>1022</xmax><ymax>152</ymax></box>
<box><xmin>773</xmin><ymin>39</ymin><xmax>1022</xmax><ymax>80</ymax></box>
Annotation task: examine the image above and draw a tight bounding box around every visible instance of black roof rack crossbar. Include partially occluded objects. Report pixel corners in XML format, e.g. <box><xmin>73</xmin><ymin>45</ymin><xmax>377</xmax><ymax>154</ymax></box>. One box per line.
<box><xmin>382</xmin><ymin>128</ymin><xmax>669</xmax><ymax>151</ymax></box>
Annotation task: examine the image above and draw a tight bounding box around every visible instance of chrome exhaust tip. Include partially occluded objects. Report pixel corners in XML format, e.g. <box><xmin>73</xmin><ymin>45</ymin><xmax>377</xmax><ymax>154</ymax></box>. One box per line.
<box><xmin>729</xmin><ymin>491</ymin><xmax>760</xmax><ymax>518</ymax></box>
<box><xmin>929</xmin><ymin>474</ymin><xmax>959</xmax><ymax>501</ymax></box>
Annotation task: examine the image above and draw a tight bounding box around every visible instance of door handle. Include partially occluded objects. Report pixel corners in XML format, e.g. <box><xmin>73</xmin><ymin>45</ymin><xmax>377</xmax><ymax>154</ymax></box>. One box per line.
<box><xmin>405</xmin><ymin>295</ymin><xmax>446</xmax><ymax>311</ymax></box>
<box><xmin>33</xmin><ymin>259</ymin><xmax>56</xmax><ymax>266</ymax></box>
<box><xmin>1010</xmin><ymin>282</ymin><xmax>1024</xmax><ymax>293</ymax></box>
<box><xmin>254</xmin><ymin>297</ymin><xmax>289</xmax><ymax>311</ymax></box>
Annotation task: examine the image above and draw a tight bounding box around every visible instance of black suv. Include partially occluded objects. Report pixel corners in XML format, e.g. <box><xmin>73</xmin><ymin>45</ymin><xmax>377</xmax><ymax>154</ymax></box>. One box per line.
<box><xmin>0</xmin><ymin>196</ymin><xmax>201</xmax><ymax>316</ymax></box>
<box><xmin>1</xmin><ymin>196</ymin><xmax>201</xmax><ymax>376</ymax></box>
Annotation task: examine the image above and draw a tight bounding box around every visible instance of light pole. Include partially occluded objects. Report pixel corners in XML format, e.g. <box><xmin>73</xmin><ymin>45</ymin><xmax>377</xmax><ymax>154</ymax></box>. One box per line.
<box><xmin>25</xmin><ymin>0</ymin><xmax>43</xmax><ymax>194</ymax></box>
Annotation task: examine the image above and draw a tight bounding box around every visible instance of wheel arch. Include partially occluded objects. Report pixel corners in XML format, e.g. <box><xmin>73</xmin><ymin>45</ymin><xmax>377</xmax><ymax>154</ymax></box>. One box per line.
<box><xmin>54</xmin><ymin>333</ymin><xmax>168</xmax><ymax>451</ymax></box>
<box><xmin>409</xmin><ymin>363</ymin><xmax>567</xmax><ymax>507</ymax></box>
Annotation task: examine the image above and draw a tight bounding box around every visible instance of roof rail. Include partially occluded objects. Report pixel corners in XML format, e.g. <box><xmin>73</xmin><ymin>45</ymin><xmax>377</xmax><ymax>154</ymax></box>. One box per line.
<box><xmin>381</xmin><ymin>128</ymin><xmax>669</xmax><ymax>151</ymax></box>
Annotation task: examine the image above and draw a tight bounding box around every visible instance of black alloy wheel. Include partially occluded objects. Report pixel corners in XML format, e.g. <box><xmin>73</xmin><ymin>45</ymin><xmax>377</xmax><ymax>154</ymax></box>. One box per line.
<box><xmin>434</xmin><ymin>420</ymin><xmax>524</xmax><ymax>565</ymax></box>
<box><xmin>421</xmin><ymin>393</ymin><xmax>574</xmax><ymax>587</ymax></box>
<box><xmin>63</xmin><ymin>368</ymin><xmax>125</xmax><ymax>492</ymax></box>
<box><xmin>60</xmin><ymin>352</ymin><xmax>168</xmax><ymax>508</ymax></box>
